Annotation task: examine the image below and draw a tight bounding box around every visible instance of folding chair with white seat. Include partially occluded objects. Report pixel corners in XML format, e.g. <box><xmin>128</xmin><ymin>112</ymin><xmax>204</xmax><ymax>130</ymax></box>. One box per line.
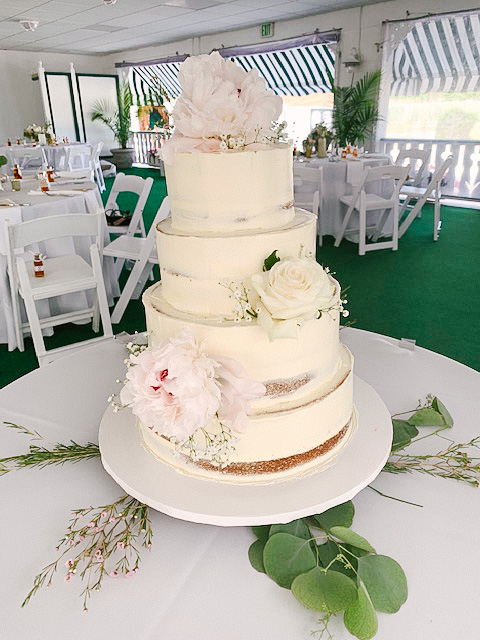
<box><xmin>91</xmin><ymin>141</ymin><xmax>105</xmax><ymax>193</ymax></box>
<box><xmin>395</xmin><ymin>147</ymin><xmax>431</xmax><ymax>188</ymax></box>
<box><xmin>8</xmin><ymin>146</ymin><xmax>47</xmax><ymax>175</ymax></box>
<box><xmin>293</xmin><ymin>165</ymin><xmax>324</xmax><ymax>244</ymax></box>
<box><xmin>4</xmin><ymin>210</ymin><xmax>113</xmax><ymax>366</ymax></box>
<box><xmin>397</xmin><ymin>155</ymin><xmax>453</xmax><ymax>241</ymax></box>
<box><xmin>104</xmin><ymin>173</ymin><xmax>153</xmax><ymax>239</ymax></box>
<box><xmin>106</xmin><ymin>197</ymin><xmax>170</xmax><ymax>324</ymax></box>
<box><xmin>334</xmin><ymin>164</ymin><xmax>409</xmax><ymax>255</ymax></box>
<box><xmin>64</xmin><ymin>144</ymin><xmax>93</xmax><ymax>176</ymax></box>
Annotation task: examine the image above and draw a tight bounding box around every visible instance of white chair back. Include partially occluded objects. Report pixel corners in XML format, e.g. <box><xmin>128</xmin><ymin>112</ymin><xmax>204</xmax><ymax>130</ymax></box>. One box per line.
<box><xmin>395</xmin><ymin>147</ymin><xmax>431</xmax><ymax>187</ymax></box>
<box><xmin>8</xmin><ymin>146</ymin><xmax>47</xmax><ymax>173</ymax></box>
<box><xmin>91</xmin><ymin>142</ymin><xmax>105</xmax><ymax>192</ymax></box>
<box><xmin>65</xmin><ymin>144</ymin><xmax>92</xmax><ymax>172</ymax></box>
<box><xmin>105</xmin><ymin>173</ymin><xmax>154</xmax><ymax>237</ymax></box>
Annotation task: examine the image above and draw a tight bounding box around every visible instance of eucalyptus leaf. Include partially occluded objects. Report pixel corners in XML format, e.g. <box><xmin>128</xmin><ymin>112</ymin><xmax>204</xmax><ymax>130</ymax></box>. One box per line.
<box><xmin>408</xmin><ymin>407</ymin><xmax>447</xmax><ymax>427</ymax></box>
<box><xmin>263</xmin><ymin>533</ymin><xmax>316</xmax><ymax>588</ymax></box>
<box><xmin>330</xmin><ymin>527</ymin><xmax>376</xmax><ymax>554</ymax></box>
<box><xmin>432</xmin><ymin>397</ymin><xmax>453</xmax><ymax>427</ymax></box>
<box><xmin>358</xmin><ymin>555</ymin><xmax>408</xmax><ymax>613</ymax></box>
<box><xmin>292</xmin><ymin>567</ymin><xmax>357</xmax><ymax>613</ymax></box>
<box><xmin>248</xmin><ymin>539</ymin><xmax>266</xmax><ymax>573</ymax></box>
<box><xmin>317</xmin><ymin>540</ymin><xmax>357</xmax><ymax>580</ymax></box>
<box><xmin>270</xmin><ymin>518</ymin><xmax>310</xmax><ymax>540</ymax></box>
<box><xmin>313</xmin><ymin>501</ymin><xmax>355</xmax><ymax>531</ymax></box>
<box><xmin>344</xmin><ymin>584</ymin><xmax>378</xmax><ymax>640</ymax></box>
<box><xmin>263</xmin><ymin>250</ymin><xmax>280</xmax><ymax>272</ymax></box>
<box><xmin>391</xmin><ymin>419</ymin><xmax>419</xmax><ymax>451</ymax></box>
<box><xmin>252</xmin><ymin>525</ymin><xmax>270</xmax><ymax>543</ymax></box>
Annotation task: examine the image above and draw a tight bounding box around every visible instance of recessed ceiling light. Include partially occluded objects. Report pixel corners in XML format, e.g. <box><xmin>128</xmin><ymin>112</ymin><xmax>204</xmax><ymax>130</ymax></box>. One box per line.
<box><xmin>19</xmin><ymin>20</ymin><xmax>39</xmax><ymax>32</ymax></box>
<box><xmin>103</xmin><ymin>0</ymin><xmax>117</xmax><ymax>5</ymax></box>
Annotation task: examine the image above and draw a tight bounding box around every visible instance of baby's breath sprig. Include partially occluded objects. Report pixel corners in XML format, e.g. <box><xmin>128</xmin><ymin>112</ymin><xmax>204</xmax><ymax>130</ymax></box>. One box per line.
<box><xmin>23</xmin><ymin>495</ymin><xmax>153</xmax><ymax>611</ymax></box>
<box><xmin>173</xmin><ymin>417</ymin><xmax>238</xmax><ymax>468</ymax></box>
<box><xmin>221</xmin><ymin>280</ymin><xmax>257</xmax><ymax>322</ymax></box>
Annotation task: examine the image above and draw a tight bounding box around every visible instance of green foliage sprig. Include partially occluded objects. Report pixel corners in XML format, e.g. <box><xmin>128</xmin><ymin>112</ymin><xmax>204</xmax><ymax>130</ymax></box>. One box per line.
<box><xmin>90</xmin><ymin>81</ymin><xmax>133</xmax><ymax>149</ymax></box>
<box><xmin>22</xmin><ymin>495</ymin><xmax>153</xmax><ymax>611</ymax></box>
<box><xmin>249</xmin><ymin>501</ymin><xmax>407</xmax><ymax>640</ymax></box>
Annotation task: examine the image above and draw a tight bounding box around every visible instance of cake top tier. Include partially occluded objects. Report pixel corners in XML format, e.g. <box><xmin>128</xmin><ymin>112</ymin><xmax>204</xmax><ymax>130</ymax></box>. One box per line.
<box><xmin>161</xmin><ymin>51</ymin><xmax>287</xmax><ymax>164</ymax></box>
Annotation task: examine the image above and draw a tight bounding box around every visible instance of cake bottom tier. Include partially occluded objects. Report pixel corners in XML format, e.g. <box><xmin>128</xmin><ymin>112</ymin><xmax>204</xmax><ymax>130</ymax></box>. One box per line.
<box><xmin>139</xmin><ymin>346</ymin><xmax>355</xmax><ymax>484</ymax></box>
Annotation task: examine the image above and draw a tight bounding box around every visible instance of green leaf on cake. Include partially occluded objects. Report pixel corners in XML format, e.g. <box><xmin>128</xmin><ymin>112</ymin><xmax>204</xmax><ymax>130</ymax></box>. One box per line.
<box><xmin>313</xmin><ymin>501</ymin><xmax>355</xmax><ymax>530</ymax></box>
<box><xmin>252</xmin><ymin>525</ymin><xmax>271</xmax><ymax>542</ymax></box>
<box><xmin>263</xmin><ymin>250</ymin><xmax>281</xmax><ymax>272</ymax></box>
<box><xmin>357</xmin><ymin>555</ymin><xmax>408</xmax><ymax>613</ymax></box>
<box><xmin>269</xmin><ymin>518</ymin><xmax>310</xmax><ymax>540</ymax></box>
<box><xmin>248</xmin><ymin>539</ymin><xmax>266</xmax><ymax>573</ymax></box>
<box><xmin>263</xmin><ymin>533</ymin><xmax>316</xmax><ymax>588</ymax></box>
<box><xmin>391</xmin><ymin>419</ymin><xmax>419</xmax><ymax>451</ymax></box>
<box><xmin>344</xmin><ymin>584</ymin><xmax>378</xmax><ymax>640</ymax></box>
<box><xmin>291</xmin><ymin>567</ymin><xmax>357</xmax><ymax>612</ymax></box>
<box><xmin>330</xmin><ymin>527</ymin><xmax>376</xmax><ymax>554</ymax></box>
<box><xmin>431</xmin><ymin>397</ymin><xmax>453</xmax><ymax>427</ymax></box>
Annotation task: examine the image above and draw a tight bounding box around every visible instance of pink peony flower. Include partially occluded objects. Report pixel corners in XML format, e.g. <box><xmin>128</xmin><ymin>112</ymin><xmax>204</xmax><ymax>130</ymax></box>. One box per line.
<box><xmin>119</xmin><ymin>329</ymin><xmax>265</xmax><ymax>441</ymax></box>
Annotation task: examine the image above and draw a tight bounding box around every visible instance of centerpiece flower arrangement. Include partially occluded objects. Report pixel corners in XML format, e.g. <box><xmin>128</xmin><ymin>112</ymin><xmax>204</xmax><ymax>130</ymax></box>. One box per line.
<box><xmin>160</xmin><ymin>51</ymin><xmax>288</xmax><ymax>164</ymax></box>
<box><xmin>23</xmin><ymin>122</ymin><xmax>52</xmax><ymax>143</ymax></box>
<box><xmin>303</xmin><ymin>123</ymin><xmax>334</xmax><ymax>158</ymax></box>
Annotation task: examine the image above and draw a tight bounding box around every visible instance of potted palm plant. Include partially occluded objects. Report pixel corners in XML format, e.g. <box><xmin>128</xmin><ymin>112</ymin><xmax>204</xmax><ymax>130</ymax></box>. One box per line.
<box><xmin>91</xmin><ymin>81</ymin><xmax>134</xmax><ymax>169</ymax></box>
<box><xmin>330</xmin><ymin>70</ymin><xmax>381</xmax><ymax>149</ymax></box>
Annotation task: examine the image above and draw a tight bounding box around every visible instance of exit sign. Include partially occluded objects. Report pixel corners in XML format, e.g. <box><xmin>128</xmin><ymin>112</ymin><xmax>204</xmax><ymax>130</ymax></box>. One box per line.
<box><xmin>261</xmin><ymin>22</ymin><xmax>274</xmax><ymax>38</ymax></box>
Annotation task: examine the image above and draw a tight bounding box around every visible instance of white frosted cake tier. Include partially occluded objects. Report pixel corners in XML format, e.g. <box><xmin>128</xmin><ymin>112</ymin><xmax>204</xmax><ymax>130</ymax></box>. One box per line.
<box><xmin>165</xmin><ymin>145</ymin><xmax>294</xmax><ymax>234</ymax></box>
<box><xmin>143</xmin><ymin>281</ymin><xmax>341</xmax><ymax>383</ymax></box>
<box><xmin>157</xmin><ymin>209</ymin><xmax>317</xmax><ymax>318</ymax></box>
<box><xmin>139</xmin><ymin>345</ymin><xmax>354</xmax><ymax>484</ymax></box>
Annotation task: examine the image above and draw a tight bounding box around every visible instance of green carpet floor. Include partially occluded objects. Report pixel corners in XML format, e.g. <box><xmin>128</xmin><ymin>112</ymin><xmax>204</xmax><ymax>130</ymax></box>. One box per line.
<box><xmin>1</xmin><ymin>167</ymin><xmax>478</xmax><ymax>388</ymax></box>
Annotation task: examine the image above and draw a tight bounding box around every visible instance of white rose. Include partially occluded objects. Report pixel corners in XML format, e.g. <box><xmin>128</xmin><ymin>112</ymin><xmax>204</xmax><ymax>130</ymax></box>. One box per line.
<box><xmin>250</xmin><ymin>258</ymin><xmax>336</xmax><ymax>340</ymax></box>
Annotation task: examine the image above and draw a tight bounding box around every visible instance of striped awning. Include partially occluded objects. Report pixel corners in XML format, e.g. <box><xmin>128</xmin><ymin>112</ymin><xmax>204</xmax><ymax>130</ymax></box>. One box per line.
<box><xmin>130</xmin><ymin>58</ymin><xmax>185</xmax><ymax>104</ymax></box>
<box><xmin>126</xmin><ymin>32</ymin><xmax>337</xmax><ymax>102</ymax></box>
<box><xmin>391</xmin><ymin>11</ymin><xmax>480</xmax><ymax>96</ymax></box>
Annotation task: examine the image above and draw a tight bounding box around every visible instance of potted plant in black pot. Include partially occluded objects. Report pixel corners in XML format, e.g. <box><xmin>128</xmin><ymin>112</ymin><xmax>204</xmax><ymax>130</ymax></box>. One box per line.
<box><xmin>90</xmin><ymin>81</ymin><xmax>134</xmax><ymax>169</ymax></box>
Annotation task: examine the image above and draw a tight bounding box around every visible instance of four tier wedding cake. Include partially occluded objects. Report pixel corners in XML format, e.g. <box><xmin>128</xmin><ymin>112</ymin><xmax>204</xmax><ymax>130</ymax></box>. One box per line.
<box><xmin>118</xmin><ymin>52</ymin><xmax>355</xmax><ymax>484</ymax></box>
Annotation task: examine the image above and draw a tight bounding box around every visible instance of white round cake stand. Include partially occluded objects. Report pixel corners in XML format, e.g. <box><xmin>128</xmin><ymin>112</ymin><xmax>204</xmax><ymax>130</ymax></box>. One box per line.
<box><xmin>99</xmin><ymin>375</ymin><xmax>392</xmax><ymax>527</ymax></box>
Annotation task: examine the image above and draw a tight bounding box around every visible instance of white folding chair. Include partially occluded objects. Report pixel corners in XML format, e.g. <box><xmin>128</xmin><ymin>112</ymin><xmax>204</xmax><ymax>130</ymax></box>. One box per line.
<box><xmin>293</xmin><ymin>165</ymin><xmax>324</xmax><ymax>245</ymax></box>
<box><xmin>4</xmin><ymin>210</ymin><xmax>113</xmax><ymax>366</ymax></box>
<box><xmin>104</xmin><ymin>173</ymin><xmax>153</xmax><ymax>239</ymax></box>
<box><xmin>91</xmin><ymin>142</ymin><xmax>105</xmax><ymax>193</ymax></box>
<box><xmin>398</xmin><ymin>155</ymin><xmax>453</xmax><ymax>241</ymax></box>
<box><xmin>335</xmin><ymin>164</ymin><xmax>409</xmax><ymax>255</ymax></box>
<box><xmin>107</xmin><ymin>197</ymin><xmax>170</xmax><ymax>324</ymax></box>
<box><xmin>395</xmin><ymin>147</ymin><xmax>431</xmax><ymax>188</ymax></box>
<box><xmin>8</xmin><ymin>146</ymin><xmax>47</xmax><ymax>175</ymax></box>
<box><xmin>64</xmin><ymin>144</ymin><xmax>93</xmax><ymax>174</ymax></box>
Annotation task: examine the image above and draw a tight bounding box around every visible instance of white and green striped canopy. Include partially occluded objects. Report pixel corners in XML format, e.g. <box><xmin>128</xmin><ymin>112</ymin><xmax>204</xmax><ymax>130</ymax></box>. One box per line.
<box><xmin>391</xmin><ymin>11</ymin><xmax>480</xmax><ymax>96</ymax></box>
<box><xmin>127</xmin><ymin>32</ymin><xmax>337</xmax><ymax>103</ymax></box>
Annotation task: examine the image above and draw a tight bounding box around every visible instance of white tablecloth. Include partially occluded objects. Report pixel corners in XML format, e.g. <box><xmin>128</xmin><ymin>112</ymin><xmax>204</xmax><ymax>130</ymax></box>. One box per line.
<box><xmin>0</xmin><ymin>180</ymin><xmax>119</xmax><ymax>349</ymax></box>
<box><xmin>0</xmin><ymin>143</ymin><xmax>92</xmax><ymax>171</ymax></box>
<box><xmin>0</xmin><ymin>328</ymin><xmax>479</xmax><ymax>639</ymax></box>
<box><xmin>294</xmin><ymin>155</ymin><xmax>391</xmax><ymax>238</ymax></box>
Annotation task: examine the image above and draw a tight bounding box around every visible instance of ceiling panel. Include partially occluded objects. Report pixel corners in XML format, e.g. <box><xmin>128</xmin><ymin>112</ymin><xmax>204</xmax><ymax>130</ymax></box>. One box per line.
<box><xmin>0</xmin><ymin>0</ymin><xmax>386</xmax><ymax>54</ymax></box>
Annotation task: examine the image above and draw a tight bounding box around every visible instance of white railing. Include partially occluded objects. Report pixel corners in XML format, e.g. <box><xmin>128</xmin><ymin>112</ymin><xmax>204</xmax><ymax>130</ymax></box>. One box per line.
<box><xmin>380</xmin><ymin>138</ymin><xmax>480</xmax><ymax>200</ymax></box>
<box><xmin>132</xmin><ymin>131</ymin><xmax>167</xmax><ymax>174</ymax></box>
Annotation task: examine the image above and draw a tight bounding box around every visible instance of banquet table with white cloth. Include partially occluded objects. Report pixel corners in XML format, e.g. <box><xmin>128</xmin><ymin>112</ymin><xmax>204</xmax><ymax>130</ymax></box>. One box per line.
<box><xmin>1</xmin><ymin>328</ymin><xmax>479</xmax><ymax>640</ymax></box>
<box><xmin>0</xmin><ymin>143</ymin><xmax>92</xmax><ymax>171</ymax></box>
<box><xmin>294</xmin><ymin>154</ymin><xmax>391</xmax><ymax>239</ymax></box>
<box><xmin>0</xmin><ymin>179</ymin><xmax>119</xmax><ymax>350</ymax></box>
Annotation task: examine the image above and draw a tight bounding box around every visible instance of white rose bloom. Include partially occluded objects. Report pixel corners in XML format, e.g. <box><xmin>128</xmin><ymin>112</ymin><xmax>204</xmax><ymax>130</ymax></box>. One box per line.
<box><xmin>250</xmin><ymin>258</ymin><xmax>336</xmax><ymax>340</ymax></box>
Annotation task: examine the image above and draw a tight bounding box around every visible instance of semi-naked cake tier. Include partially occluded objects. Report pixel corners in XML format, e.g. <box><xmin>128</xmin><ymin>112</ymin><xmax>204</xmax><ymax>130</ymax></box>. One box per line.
<box><xmin>158</xmin><ymin>209</ymin><xmax>316</xmax><ymax>318</ymax></box>
<box><xmin>165</xmin><ymin>144</ymin><xmax>294</xmax><ymax>234</ymax></box>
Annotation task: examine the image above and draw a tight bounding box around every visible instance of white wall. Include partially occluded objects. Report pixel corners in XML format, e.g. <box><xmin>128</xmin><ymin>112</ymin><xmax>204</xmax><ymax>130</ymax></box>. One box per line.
<box><xmin>0</xmin><ymin>50</ymin><xmax>113</xmax><ymax>143</ymax></box>
<box><xmin>108</xmin><ymin>0</ymin><xmax>480</xmax><ymax>88</ymax></box>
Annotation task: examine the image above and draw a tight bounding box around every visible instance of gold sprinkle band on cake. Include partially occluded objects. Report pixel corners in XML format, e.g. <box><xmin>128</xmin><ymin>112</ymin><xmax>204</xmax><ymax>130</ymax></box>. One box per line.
<box><xmin>193</xmin><ymin>418</ymin><xmax>351</xmax><ymax>476</ymax></box>
<box><xmin>265</xmin><ymin>375</ymin><xmax>311</xmax><ymax>397</ymax></box>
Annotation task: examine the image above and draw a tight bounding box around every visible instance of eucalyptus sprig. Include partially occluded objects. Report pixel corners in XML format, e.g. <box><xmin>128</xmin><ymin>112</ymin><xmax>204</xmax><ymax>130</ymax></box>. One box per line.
<box><xmin>23</xmin><ymin>495</ymin><xmax>153</xmax><ymax>611</ymax></box>
<box><xmin>249</xmin><ymin>501</ymin><xmax>407</xmax><ymax>640</ymax></box>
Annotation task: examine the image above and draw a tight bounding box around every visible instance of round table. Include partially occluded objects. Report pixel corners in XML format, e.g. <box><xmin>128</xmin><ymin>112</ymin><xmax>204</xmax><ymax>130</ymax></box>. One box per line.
<box><xmin>0</xmin><ymin>143</ymin><xmax>92</xmax><ymax>172</ymax></box>
<box><xmin>0</xmin><ymin>179</ymin><xmax>119</xmax><ymax>349</ymax></box>
<box><xmin>1</xmin><ymin>328</ymin><xmax>478</xmax><ymax>639</ymax></box>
